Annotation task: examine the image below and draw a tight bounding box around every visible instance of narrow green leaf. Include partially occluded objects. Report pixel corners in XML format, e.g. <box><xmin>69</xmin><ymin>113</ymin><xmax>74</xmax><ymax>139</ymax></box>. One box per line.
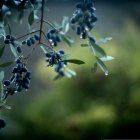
<box><xmin>0</xmin><ymin>61</ymin><xmax>14</xmax><ymax>68</ymax></box>
<box><xmin>0</xmin><ymin>46</ymin><xmax>5</xmax><ymax>58</ymax></box>
<box><xmin>7</xmin><ymin>23</ymin><xmax>11</xmax><ymax>35</ymax></box>
<box><xmin>62</xmin><ymin>16</ymin><xmax>69</xmax><ymax>33</ymax></box>
<box><xmin>81</xmin><ymin>44</ymin><xmax>89</xmax><ymax>47</ymax></box>
<box><xmin>10</xmin><ymin>44</ymin><xmax>18</xmax><ymax>58</ymax></box>
<box><xmin>53</xmin><ymin>75</ymin><xmax>63</xmax><ymax>80</ymax></box>
<box><xmin>64</xmin><ymin>59</ymin><xmax>85</xmax><ymax>65</ymax></box>
<box><xmin>28</xmin><ymin>11</ymin><xmax>34</xmax><ymax>26</ymax></box>
<box><xmin>4</xmin><ymin>104</ymin><xmax>11</xmax><ymax>110</ymax></box>
<box><xmin>96</xmin><ymin>56</ymin><xmax>108</xmax><ymax>76</ymax></box>
<box><xmin>0</xmin><ymin>71</ymin><xmax>4</xmax><ymax>82</ymax></box>
<box><xmin>18</xmin><ymin>9</ymin><xmax>24</xmax><ymax>24</ymax></box>
<box><xmin>91</xmin><ymin>62</ymin><xmax>98</xmax><ymax>73</ymax></box>
<box><xmin>100</xmin><ymin>56</ymin><xmax>114</xmax><ymax>62</ymax></box>
<box><xmin>96</xmin><ymin>37</ymin><xmax>112</xmax><ymax>45</ymax></box>
<box><xmin>89</xmin><ymin>37</ymin><xmax>106</xmax><ymax>57</ymax></box>
<box><xmin>40</xmin><ymin>45</ymin><xmax>47</xmax><ymax>53</ymax></box>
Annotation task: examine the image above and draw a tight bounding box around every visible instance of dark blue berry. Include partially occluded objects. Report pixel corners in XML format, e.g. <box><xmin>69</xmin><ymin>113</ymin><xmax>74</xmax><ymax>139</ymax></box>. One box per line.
<box><xmin>47</xmin><ymin>32</ymin><xmax>51</xmax><ymax>39</ymax></box>
<box><xmin>0</xmin><ymin>119</ymin><xmax>6</xmax><ymax>128</ymax></box>
<box><xmin>11</xmin><ymin>36</ymin><xmax>15</xmax><ymax>42</ymax></box>
<box><xmin>16</xmin><ymin>85</ymin><xmax>23</xmax><ymax>92</ymax></box>
<box><xmin>50</xmin><ymin>29</ymin><xmax>56</xmax><ymax>34</ymax></box>
<box><xmin>34</xmin><ymin>34</ymin><xmax>39</xmax><ymax>41</ymax></box>
<box><xmin>22</xmin><ymin>40</ymin><xmax>26</xmax><ymax>45</ymax></box>
<box><xmin>76</xmin><ymin>3</ymin><xmax>83</xmax><ymax>9</ymax></box>
<box><xmin>81</xmin><ymin>32</ymin><xmax>87</xmax><ymax>39</ymax></box>
<box><xmin>22</xmin><ymin>83</ymin><xmax>29</xmax><ymax>90</ymax></box>
<box><xmin>12</xmin><ymin>67</ymin><xmax>17</xmax><ymax>73</ymax></box>
<box><xmin>53</xmin><ymin>40</ymin><xmax>57</xmax><ymax>46</ymax></box>
<box><xmin>86</xmin><ymin>2</ymin><xmax>93</xmax><ymax>9</ymax></box>
<box><xmin>30</xmin><ymin>37</ymin><xmax>35</xmax><ymax>45</ymax></box>
<box><xmin>16</xmin><ymin>46</ymin><xmax>22</xmax><ymax>53</ymax></box>
<box><xmin>4</xmin><ymin>80</ymin><xmax>11</xmax><ymax>86</ymax></box>
<box><xmin>4</xmin><ymin>39</ymin><xmax>10</xmax><ymax>44</ymax></box>
<box><xmin>55</xmin><ymin>36</ymin><xmax>61</xmax><ymax>42</ymax></box>
<box><xmin>59</xmin><ymin>50</ymin><xmax>65</xmax><ymax>54</ymax></box>
<box><xmin>46</xmin><ymin>52</ymin><xmax>51</xmax><ymax>58</ymax></box>
<box><xmin>76</xmin><ymin>26</ymin><xmax>81</xmax><ymax>35</ymax></box>
<box><xmin>27</xmin><ymin>39</ymin><xmax>32</xmax><ymax>46</ymax></box>
<box><xmin>91</xmin><ymin>14</ymin><xmax>98</xmax><ymax>23</ymax></box>
<box><xmin>16</xmin><ymin>58</ymin><xmax>21</xmax><ymax>64</ymax></box>
<box><xmin>70</xmin><ymin>16</ymin><xmax>78</xmax><ymax>24</ymax></box>
<box><xmin>6</xmin><ymin>35</ymin><xmax>11</xmax><ymax>39</ymax></box>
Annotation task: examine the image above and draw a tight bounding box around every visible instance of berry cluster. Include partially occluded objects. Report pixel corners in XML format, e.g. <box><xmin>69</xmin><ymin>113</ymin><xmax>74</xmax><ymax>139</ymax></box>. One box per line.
<box><xmin>70</xmin><ymin>0</ymin><xmax>98</xmax><ymax>39</ymax></box>
<box><xmin>45</xmin><ymin>50</ymin><xmax>67</xmax><ymax>76</ymax></box>
<box><xmin>3</xmin><ymin>58</ymin><xmax>31</xmax><ymax>98</ymax></box>
<box><xmin>47</xmin><ymin>29</ymin><xmax>61</xmax><ymax>47</ymax></box>
<box><xmin>4</xmin><ymin>34</ymin><xmax>22</xmax><ymax>54</ymax></box>
<box><xmin>22</xmin><ymin>34</ymin><xmax>40</xmax><ymax>47</ymax></box>
<box><xmin>4</xmin><ymin>35</ymin><xmax>15</xmax><ymax>45</ymax></box>
<box><xmin>0</xmin><ymin>119</ymin><xmax>6</xmax><ymax>129</ymax></box>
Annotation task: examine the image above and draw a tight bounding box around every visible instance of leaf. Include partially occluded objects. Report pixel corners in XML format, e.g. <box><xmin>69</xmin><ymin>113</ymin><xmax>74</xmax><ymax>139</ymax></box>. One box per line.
<box><xmin>7</xmin><ymin>23</ymin><xmax>11</xmax><ymax>35</ymax></box>
<box><xmin>61</xmin><ymin>34</ymin><xmax>73</xmax><ymax>47</ymax></box>
<box><xmin>28</xmin><ymin>11</ymin><xmax>34</xmax><ymax>26</ymax></box>
<box><xmin>40</xmin><ymin>45</ymin><xmax>47</xmax><ymax>53</ymax></box>
<box><xmin>89</xmin><ymin>37</ymin><xmax>106</xmax><ymax>57</ymax></box>
<box><xmin>4</xmin><ymin>104</ymin><xmax>11</xmax><ymax>110</ymax></box>
<box><xmin>64</xmin><ymin>59</ymin><xmax>85</xmax><ymax>65</ymax></box>
<box><xmin>96</xmin><ymin>56</ymin><xmax>108</xmax><ymax>76</ymax></box>
<box><xmin>18</xmin><ymin>9</ymin><xmax>24</xmax><ymax>24</ymax></box>
<box><xmin>100</xmin><ymin>56</ymin><xmax>114</xmax><ymax>62</ymax></box>
<box><xmin>53</xmin><ymin>75</ymin><xmax>63</xmax><ymax>80</ymax></box>
<box><xmin>91</xmin><ymin>62</ymin><xmax>98</xmax><ymax>73</ymax></box>
<box><xmin>81</xmin><ymin>44</ymin><xmax>89</xmax><ymax>47</ymax></box>
<box><xmin>10</xmin><ymin>44</ymin><xmax>18</xmax><ymax>58</ymax></box>
<box><xmin>0</xmin><ymin>45</ymin><xmax>5</xmax><ymax>58</ymax></box>
<box><xmin>62</xmin><ymin>16</ymin><xmax>69</xmax><ymax>33</ymax></box>
<box><xmin>0</xmin><ymin>61</ymin><xmax>13</xmax><ymax>68</ymax></box>
<box><xmin>66</xmin><ymin>68</ymin><xmax>77</xmax><ymax>76</ymax></box>
<box><xmin>0</xmin><ymin>71</ymin><xmax>4</xmax><ymax>82</ymax></box>
<box><xmin>96</xmin><ymin>37</ymin><xmax>112</xmax><ymax>45</ymax></box>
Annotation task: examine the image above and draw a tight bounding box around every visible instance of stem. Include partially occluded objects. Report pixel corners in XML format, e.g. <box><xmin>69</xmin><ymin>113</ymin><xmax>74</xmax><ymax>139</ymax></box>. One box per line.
<box><xmin>39</xmin><ymin>0</ymin><xmax>45</xmax><ymax>43</ymax></box>
<box><xmin>16</xmin><ymin>30</ymin><xmax>40</xmax><ymax>40</ymax></box>
<box><xmin>41</xmin><ymin>30</ymin><xmax>53</xmax><ymax>48</ymax></box>
<box><xmin>43</xmin><ymin>20</ymin><xmax>56</xmax><ymax>29</ymax></box>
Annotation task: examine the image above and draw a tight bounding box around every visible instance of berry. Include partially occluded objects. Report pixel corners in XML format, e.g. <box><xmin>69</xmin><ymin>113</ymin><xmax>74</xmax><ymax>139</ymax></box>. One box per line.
<box><xmin>59</xmin><ymin>50</ymin><xmax>65</xmax><ymax>54</ymax></box>
<box><xmin>89</xmin><ymin>36</ymin><xmax>96</xmax><ymax>43</ymax></box>
<box><xmin>6</xmin><ymin>35</ymin><xmax>11</xmax><ymax>39</ymax></box>
<box><xmin>76</xmin><ymin>3</ymin><xmax>83</xmax><ymax>9</ymax></box>
<box><xmin>76</xmin><ymin>26</ymin><xmax>81</xmax><ymax>35</ymax></box>
<box><xmin>50</xmin><ymin>29</ymin><xmax>56</xmax><ymax>34</ymax></box>
<box><xmin>4</xmin><ymin>39</ymin><xmax>10</xmax><ymax>44</ymax></box>
<box><xmin>34</xmin><ymin>34</ymin><xmax>39</xmax><ymax>41</ymax></box>
<box><xmin>46</xmin><ymin>52</ymin><xmax>52</xmax><ymax>58</ymax></box>
<box><xmin>16</xmin><ymin>46</ymin><xmax>22</xmax><ymax>53</ymax></box>
<box><xmin>4</xmin><ymin>80</ymin><xmax>11</xmax><ymax>86</ymax></box>
<box><xmin>0</xmin><ymin>119</ymin><xmax>6</xmax><ymax>129</ymax></box>
<box><xmin>30</xmin><ymin>37</ymin><xmax>35</xmax><ymax>45</ymax></box>
<box><xmin>27</xmin><ymin>39</ymin><xmax>32</xmax><ymax>46</ymax></box>
<box><xmin>55</xmin><ymin>36</ymin><xmax>61</xmax><ymax>42</ymax></box>
<box><xmin>22</xmin><ymin>40</ymin><xmax>26</xmax><ymax>45</ymax></box>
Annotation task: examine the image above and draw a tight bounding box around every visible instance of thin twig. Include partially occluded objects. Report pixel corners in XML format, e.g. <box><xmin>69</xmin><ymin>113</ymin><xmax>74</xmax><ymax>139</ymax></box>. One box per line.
<box><xmin>39</xmin><ymin>0</ymin><xmax>45</xmax><ymax>43</ymax></box>
<box><xmin>16</xmin><ymin>30</ymin><xmax>40</xmax><ymax>40</ymax></box>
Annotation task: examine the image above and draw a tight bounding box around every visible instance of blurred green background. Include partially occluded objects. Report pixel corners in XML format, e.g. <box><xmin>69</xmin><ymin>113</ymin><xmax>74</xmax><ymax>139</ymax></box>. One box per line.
<box><xmin>0</xmin><ymin>0</ymin><xmax>140</xmax><ymax>140</ymax></box>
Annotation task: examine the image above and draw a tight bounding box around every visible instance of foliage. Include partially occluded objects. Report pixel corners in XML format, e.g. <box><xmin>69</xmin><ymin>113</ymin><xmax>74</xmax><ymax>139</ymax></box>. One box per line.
<box><xmin>0</xmin><ymin>0</ymin><xmax>113</xmax><ymax>128</ymax></box>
